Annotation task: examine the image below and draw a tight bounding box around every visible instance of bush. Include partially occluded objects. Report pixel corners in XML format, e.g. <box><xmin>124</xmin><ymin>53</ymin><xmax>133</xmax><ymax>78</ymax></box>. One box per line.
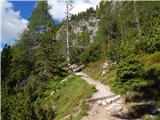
<box><xmin>112</xmin><ymin>78</ymin><xmax>142</xmax><ymax>95</ymax></box>
<box><xmin>137</xmin><ymin>15</ymin><xmax>160</xmax><ymax>54</ymax></box>
<box><xmin>112</xmin><ymin>56</ymin><xmax>145</xmax><ymax>94</ymax></box>
<box><xmin>116</xmin><ymin>56</ymin><xmax>144</xmax><ymax>82</ymax></box>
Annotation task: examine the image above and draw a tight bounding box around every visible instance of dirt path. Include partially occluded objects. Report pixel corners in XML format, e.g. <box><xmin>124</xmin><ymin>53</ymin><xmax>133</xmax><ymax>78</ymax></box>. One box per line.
<box><xmin>75</xmin><ymin>72</ymin><xmax>128</xmax><ymax>120</ymax></box>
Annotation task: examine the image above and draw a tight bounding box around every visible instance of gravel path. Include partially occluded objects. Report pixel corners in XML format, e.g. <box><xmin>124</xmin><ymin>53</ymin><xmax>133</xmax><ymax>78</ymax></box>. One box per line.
<box><xmin>75</xmin><ymin>72</ymin><xmax>128</xmax><ymax>120</ymax></box>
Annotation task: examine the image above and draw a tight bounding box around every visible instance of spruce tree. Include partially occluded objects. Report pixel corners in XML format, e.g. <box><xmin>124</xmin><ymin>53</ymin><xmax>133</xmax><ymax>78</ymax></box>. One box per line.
<box><xmin>1</xmin><ymin>44</ymin><xmax>12</xmax><ymax>83</ymax></box>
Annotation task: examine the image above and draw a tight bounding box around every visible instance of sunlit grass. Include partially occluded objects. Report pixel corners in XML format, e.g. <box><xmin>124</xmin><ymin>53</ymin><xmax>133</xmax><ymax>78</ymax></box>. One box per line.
<box><xmin>41</xmin><ymin>75</ymin><xmax>96</xmax><ymax>120</ymax></box>
<box><xmin>84</xmin><ymin>60</ymin><xmax>116</xmax><ymax>85</ymax></box>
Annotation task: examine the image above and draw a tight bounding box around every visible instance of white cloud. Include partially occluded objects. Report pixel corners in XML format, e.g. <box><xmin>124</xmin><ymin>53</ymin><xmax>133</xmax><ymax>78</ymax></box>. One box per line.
<box><xmin>48</xmin><ymin>0</ymin><xmax>66</xmax><ymax>20</ymax></box>
<box><xmin>48</xmin><ymin>0</ymin><xmax>101</xmax><ymax>21</ymax></box>
<box><xmin>0</xmin><ymin>0</ymin><xmax>100</xmax><ymax>45</ymax></box>
<box><xmin>1</xmin><ymin>0</ymin><xmax>28</xmax><ymax>45</ymax></box>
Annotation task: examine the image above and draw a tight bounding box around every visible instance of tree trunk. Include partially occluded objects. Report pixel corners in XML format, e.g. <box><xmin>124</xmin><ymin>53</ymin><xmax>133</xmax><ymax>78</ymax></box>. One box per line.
<box><xmin>133</xmin><ymin>1</ymin><xmax>142</xmax><ymax>37</ymax></box>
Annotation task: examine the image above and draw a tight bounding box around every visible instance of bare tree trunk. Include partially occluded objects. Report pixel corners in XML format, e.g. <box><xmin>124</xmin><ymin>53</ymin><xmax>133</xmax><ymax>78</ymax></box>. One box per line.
<box><xmin>66</xmin><ymin>3</ymin><xmax>70</xmax><ymax>66</ymax></box>
<box><xmin>133</xmin><ymin>1</ymin><xmax>142</xmax><ymax>37</ymax></box>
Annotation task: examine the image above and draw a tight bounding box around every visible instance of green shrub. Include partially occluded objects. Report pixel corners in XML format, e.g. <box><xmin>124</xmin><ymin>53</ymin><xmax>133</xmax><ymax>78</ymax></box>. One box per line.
<box><xmin>141</xmin><ymin>15</ymin><xmax>160</xmax><ymax>53</ymax></box>
<box><xmin>112</xmin><ymin>56</ymin><xmax>145</xmax><ymax>94</ymax></box>
<box><xmin>116</xmin><ymin>56</ymin><xmax>144</xmax><ymax>82</ymax></box>
<box><xmin>112</xmin><ymin>78</ymin><xmax>142</xmax><ymax>95</ymax></box>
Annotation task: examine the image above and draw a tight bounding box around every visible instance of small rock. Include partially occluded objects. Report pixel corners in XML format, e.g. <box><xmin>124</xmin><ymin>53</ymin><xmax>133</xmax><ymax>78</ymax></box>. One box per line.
<box><xmin>110</xmin><ymin>95</ymin><xmax>121</xmax><ymax>102</ymax></box>
<box><xmin>102</xmin><ymin>101</ymin><xmax>107</xmax><ymax>106</ymax></box>
<box><xmin>101</xmin><ymin>71</ymin><xmax>106</xmax><ymax>76</ymax></box>
<box><xmin>109</xmin><ymin>104</ymin><xmax>123</xmax><ymax>112</ymax></box>
<box><xmin>111</xmin><ymin>106</ymin><xmax>123</xmax><ymax>112</ymax></box>
<box><xmin>116</xmin><ymin>95</ymin><xmax>121</xmax><ymax>98</ymax></box>
<box><xmin>113</xmin><ymin>61</ymin><xmax>117</xmax><ymax>65</ymax></box>
<box><xmin>102</xmin><ymin>65</ymin><xmax>106</xmax><ymax>69</ymax></box>
<box><xmin>106</xmin><ymin>99</ymin><xmax>112</xmax><ymax>104</ymax></box>
<box><xmin>109</xmin><ymin>97</ymin><xmax>115</xmax><ymax>102</ymax></box>
<box><xmin>50</xmin><ymin>91</ymin><xmax>54</xmax><ymax>96</ymax></box>
<box><xmin>152</xmin><ymin>108</ymin><xmax>160</xmax><ymax>115</ymax></box>
<box><xmin>104</xmin><ymin>62</ymin><xmax>108</xmax><ymax>66</ymax></box>
<box><xmin>116</xmin><ymin>100</ymin><xmax>122</xmax><ymax>104</ymax></box>
<box><xmin>107</xmin><ymin>103</ymin><xmax>123</xmax><ymax>112</ymax></box>
<box><xmin>97</xmin><ymin>100</ymin><xmax>102</xmax><ymax>105</ymax></box>
<box><xmin>106</xmin><ymin>106</ymin><xmax>112</xmax><ymax>111</ymax></box>
<box><xmin>102</xmin><ymin>63</ymin><xmax>108</xmax><ymax>69</ymax></box>
<box><xmin>52</xmin><ymin>105</ymin><xmax>56</xmax><ymax>110</ymax></box>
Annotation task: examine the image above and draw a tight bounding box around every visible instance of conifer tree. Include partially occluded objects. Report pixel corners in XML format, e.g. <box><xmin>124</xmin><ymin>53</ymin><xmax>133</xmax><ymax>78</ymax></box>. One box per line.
<box><xmin>1</xmin><ymin>44</ymin><xmax>12</xmax><ymax>83</ymax></box>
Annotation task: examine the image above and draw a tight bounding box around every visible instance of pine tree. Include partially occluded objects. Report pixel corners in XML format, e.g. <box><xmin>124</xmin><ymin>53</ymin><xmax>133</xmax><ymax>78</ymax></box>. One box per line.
<box><xmin>18</xmin><ymin>1</ymin><xmax>65</xmax><ymax>79</ymax></box>
<box><xmin>1</xmin><ymin>44</ymin><xmax>12</xmax><ymax>83</ymax></box>
<box><xmin>28</xmin><ymin>1</ymin><xmax>52</xmax><ymax>32</ymax></box>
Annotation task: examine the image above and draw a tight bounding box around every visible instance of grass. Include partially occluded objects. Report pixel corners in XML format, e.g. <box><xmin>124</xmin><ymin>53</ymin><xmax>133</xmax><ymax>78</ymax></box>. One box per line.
<box><xmin>83</xmin><ymin>60</ymin><xmax>104</xmax><ymax>79</ymax></box>
<box><xmin>83</xmin><ymin>52</ymin><xmax>160</xmax><ymax>96</ymax></box>
<box><xmin>80</xmin><ymin>52</ymin><xmax>160</xmax><ymax>119</ymax></box>
<box><xmin>41</xmin><ymin>75</ymin><xmax>96</xmax><ymax>120</ymax></box>
<box><xmin>140</xmin><ymin>51</ymin><xmax>160</xmax><ymax>68</ymax></box>
<box><xmin>83</xmin><ymin>60</ymin><xmax>116</xmax><ymax>85</ymax></box>
<box><xmin>83</xmin><ymin>53</ymin><xmax>160</xmax><ymax>118</ymax></box>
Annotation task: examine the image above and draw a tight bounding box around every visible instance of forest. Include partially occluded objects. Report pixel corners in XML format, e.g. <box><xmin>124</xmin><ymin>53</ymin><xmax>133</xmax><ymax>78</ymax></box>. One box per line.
<box><xmin>1</xmin><ymin>1</ymin><xmax>160</xmax><ymax>120</ymax></box>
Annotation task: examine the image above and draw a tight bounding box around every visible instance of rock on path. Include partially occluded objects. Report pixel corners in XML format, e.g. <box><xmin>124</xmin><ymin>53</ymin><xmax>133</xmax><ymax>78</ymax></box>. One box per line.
<box><xmin>75</xmin><ymin>72</ymin><xmax>127</xmax><ymax>120</ymax></box>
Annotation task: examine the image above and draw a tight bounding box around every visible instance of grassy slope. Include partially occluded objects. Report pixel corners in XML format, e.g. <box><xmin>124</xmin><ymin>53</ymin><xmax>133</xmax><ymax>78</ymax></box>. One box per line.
<box><xmin>140</xmin><ymin>51</ymin><xmax>160</xmax><ymax>69</ymax></box>
<box><xmin>84</xmin><ymin>60</ymin><xmax>116</xmax><ymax>85</ymax></box>
<box><xmin>84</xmin><ymin>52</ymin><xmax>160</xmax><ymax>119</ymax></box>
<box><xmin>139</xmin><ymin>51</ymin><xmax>160</xmax><ymax>101</ymax></box>
<box><xmin>40</xmin><ymin>75</ymin><xmax>96</xmax><ymax>120</ymax></box>
<box><xmin>84</xmin><ymin>51</ymin><xmax>160</xmax><ymax>88</ymax></box>
<box><xmin>34</xmin><ymin>52</ymin><xmax>159</xmax><ymax>120</ymax></box>
<box><xmin>139</xmin><ymin>52</ymin><xmax>160</xmax><ymax>120</ymax></box>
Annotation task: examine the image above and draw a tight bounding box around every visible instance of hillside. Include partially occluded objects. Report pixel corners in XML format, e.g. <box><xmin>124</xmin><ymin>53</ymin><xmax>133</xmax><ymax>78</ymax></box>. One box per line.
<box><xmin>1</xmin><ymin>1</ymin><xmax>160</xmax><ymax>120</ymax></box>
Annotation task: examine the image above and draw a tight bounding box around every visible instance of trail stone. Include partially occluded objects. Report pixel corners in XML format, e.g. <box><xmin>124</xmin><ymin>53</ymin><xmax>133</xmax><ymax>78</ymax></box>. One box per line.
<box><xmin>111</xmin><ymin>106</ymin><xmax>123</xmax><ymax>112</ymax></box>
<box><xmin>102</xmin><ymin>101</ymin><xmax>107</xmax><ymax>106</ymax></box>
<box><xmin>97</xmin><ymin>100</ymin><xmax>102</xmax><ymax>105</ymax></box>
<box><xmin>75</xmin><ymin>72</ymin><xmax>125</xmax><ymax>120</ymax></box>
<box><xmin>115</xmin><ymin>95</ymin><xmax>121</xmax><ymax>99</ymax></box>
<box><xmin>107</xmin><ymin>103</ymin><xmax>123</xmax><ymax>112</ymax></box>
<box><xmin>116</xmin><ymin>100</ymin><xmax>122</xmax><ymax>104</ymax></box>
<box><xmin>101</xmin><ymin>70</ymin><xmax>106</xmax><ymax>76</ymax></box>
<box><xmin>109</xmin><ymin>95</ymin><xmax>121</xmax><ymax>102</ymax></box>
<box><xmin>106</xmin><ymin>106</ymin><xmax>112</xmax><ymax>111</ymax></box>
<box><xmin>106</xmin><ymin>99</ymin><xmax>112</xmax><ymax>104</ymax></box>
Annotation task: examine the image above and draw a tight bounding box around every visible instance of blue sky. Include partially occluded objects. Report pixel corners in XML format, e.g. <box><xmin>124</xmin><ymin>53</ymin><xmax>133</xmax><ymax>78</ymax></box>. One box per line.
<box><xmin>1</xmin><ymin>0</ymin><xmax>100</xmax><ymax>50</ymax></box>
<box><xmin>1</xmin><ymin>0</ymin><xmax>36</xmax><ymax>49</ymax></box>
<box><xmin>10</xmin><ymin>1</ymin><xmax>36</xmax><ymax>20</ymax></box>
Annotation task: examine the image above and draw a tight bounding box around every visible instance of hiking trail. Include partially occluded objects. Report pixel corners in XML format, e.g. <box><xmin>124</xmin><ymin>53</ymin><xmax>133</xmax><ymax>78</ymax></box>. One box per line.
<box><xmin>75</xmin><ymin>71</ymin><xmax>128</xmax><ymax>120</ymax></box>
